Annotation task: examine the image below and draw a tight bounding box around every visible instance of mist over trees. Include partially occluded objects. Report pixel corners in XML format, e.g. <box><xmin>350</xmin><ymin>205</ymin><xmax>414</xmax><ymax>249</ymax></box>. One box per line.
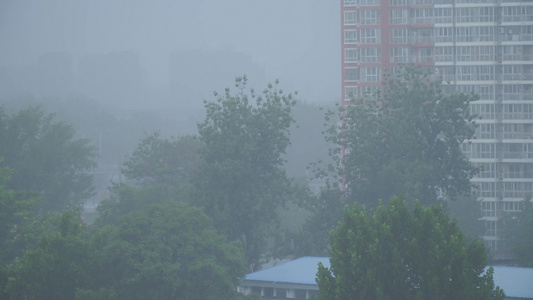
<box><xmin>0</xmin><ymin>105</ymin><xmax>97</xmax><ymax>212</ymax></box>
<box><xmin>1</xmin><ymin>69</ymin><xmax>530</xmax><ymax>298</ymax></box>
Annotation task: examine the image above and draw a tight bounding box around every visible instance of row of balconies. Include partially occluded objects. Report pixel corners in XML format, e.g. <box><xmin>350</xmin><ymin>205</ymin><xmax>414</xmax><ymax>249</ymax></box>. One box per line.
<box><xmin>478</xmin><ymin>171</ymin><xmax>533</xmax><ymax>179</ymax></box>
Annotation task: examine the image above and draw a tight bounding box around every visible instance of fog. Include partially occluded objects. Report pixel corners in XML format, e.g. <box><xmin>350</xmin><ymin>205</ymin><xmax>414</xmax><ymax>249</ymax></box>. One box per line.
<box><xmin>0</xmin><ymin>0</ymin><xmax>340</xmax><ymax>107</ymax></box>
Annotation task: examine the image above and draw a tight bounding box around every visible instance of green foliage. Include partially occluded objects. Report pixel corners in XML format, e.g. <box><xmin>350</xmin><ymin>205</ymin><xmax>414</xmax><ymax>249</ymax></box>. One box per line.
<box><xmin>195</xmin><ymin>76</ymin><xmax>297</xmax><ymax>270</ymax></box>
<box><xmin>95</xmin><ymin>183</ymin><xmax>183</xmax><ymax>227</ymax></box>
<box><xmin>500</xmin><ymin>197</ymin><xmax>533</xmax><ymax>267</ymax></box>
<box><xmin>0</xmin><ymin>105</ymin><xmax>97</xmax><ymax>212</ymax></box>
<box><xmin>122</xmin><ymin>132</ymin><xmax>203</xmax><ymax>187</ymax></box>
<box><xmin>5</xmin><ymin>208</ymin><xmax>97</xmax><ymax>300</ymax></box>
<box><xmin>3</xmin><ymin>199</ymin><xmax>247</xmax><ymax>299</ymax></box>
<box><xmin>290</xmin><ymin>186</ymin><xmax>344</xmax><ymax>257</ymax></box>
<box><xmin>325</xmin><ymin>67</ymin><xmax>478</xmax><ymax>207</ymax></box>
<box><xmin>100</xmin><ymin>202</ymin><xmax>247</xmax><ymax>300</ymax></box>
<box><xmin>0</xmin><ymin>164</ymin><xmax>40</xmax><ymax>263</ymax></box>
<box><xmin>316</xmin><ymin>196</ymin><xmax>505</xmax><ymax>300</ymax></box>
<box><xmin>445</xmin><ymin>194</ymin><xmax>484</xmax><ymax>241</ymax></box>
<box><xmin>75</xmin><ymin>288</ymin><xmax>117</xmax><ymax>300</ymax></box>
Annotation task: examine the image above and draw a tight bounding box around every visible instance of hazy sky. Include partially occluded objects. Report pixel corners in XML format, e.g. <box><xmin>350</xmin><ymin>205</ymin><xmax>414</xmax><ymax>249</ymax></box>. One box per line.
<box><xmin>0</xmin><ymin>0</ymin><xmax>340</xmax><ymax>103</ymax></box>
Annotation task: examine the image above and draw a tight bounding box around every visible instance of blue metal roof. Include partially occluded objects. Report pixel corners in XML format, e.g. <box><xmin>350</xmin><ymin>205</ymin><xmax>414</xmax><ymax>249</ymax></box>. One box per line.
<box><xmin>492</xmin><ymin>266</ymin><xmax>533</xmax><ymax>299</ymax></box>
<box><xmin>243</xmin><ymin>257</ymin><xmax>533</xmax><ymax>298</ymax></box>
<box><xmin>245</xmin><ymin>257</ymin><xmax>330</xmax><ymax>285</ymax></box>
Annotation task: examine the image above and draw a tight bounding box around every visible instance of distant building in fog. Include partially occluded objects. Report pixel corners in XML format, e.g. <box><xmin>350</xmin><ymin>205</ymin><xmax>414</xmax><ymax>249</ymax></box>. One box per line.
<box><xmin>340</xmin><ymin>0</ymin><xmax>533</xmax><ymax>255</ymax></box>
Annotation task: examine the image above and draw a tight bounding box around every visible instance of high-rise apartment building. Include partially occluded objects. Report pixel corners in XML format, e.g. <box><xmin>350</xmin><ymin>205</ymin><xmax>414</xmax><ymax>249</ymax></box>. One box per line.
<box><xmin>341</xmin><ymin>0</ymin><xmax>533</xmax><ymax>253</ymax></box>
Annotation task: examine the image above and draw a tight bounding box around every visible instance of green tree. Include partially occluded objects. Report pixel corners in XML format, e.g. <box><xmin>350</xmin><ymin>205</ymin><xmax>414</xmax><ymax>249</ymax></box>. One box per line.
<box><xmin>122</xmin><ymin>132</ymin><xmax>203</xmax><ymax>187</ymax></box>
<box><xmin>316</xmin><ymin>196</ymin><xmax>505</xmax><ymax>300</ymax></box>
<box><xmin>94</xmin><ymin>183</ymin><xmax>178</xmax><ymax>227</ymax></box>
<box><xmin>326</xmin><ymin>67</ymin><xmax>478</xmax><ymax>207</ymax></box>
<box><xmin>5</xmin><ymin>208</ymin><xmax>97</xmax><ymax>300</ymax></box>
<box><xmin>289</xmin><ymin>185</ymin><xmax>344</xmax><ymax>257</ymax></box>
<box><xmin>100</xmin><ymin>202</ymin><xmax>247</xmax><ymax>300</ymax></box>
<box><xmin>0</xmin><ymin>105</ymin><xmax>97</xmax><ymax>212</ymax></box>
<box><xmin>0</xmin><ymin>163</ymin><xmax>40</xmax><ymax>263</ymax></box>
<box><xmin>195</xmin><ymin>76</ymin><xmax>297</xmax><ymax>270</ymax></box>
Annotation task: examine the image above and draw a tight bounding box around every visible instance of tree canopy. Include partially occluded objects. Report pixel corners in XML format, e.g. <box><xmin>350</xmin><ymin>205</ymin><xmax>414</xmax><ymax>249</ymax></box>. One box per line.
<box><xmin>316</xmin><ymin>196</ymin><xmax>505</xmax><ymax>300</ymax></box>
<box><xmin>0</xmin><ymin>105</ymin><xmax>97</xmax><ymax>212</ymax></box>
<box><xmin>98</xmin><ymin>202</ymin><xmax>247</xmax><ymax>300</ymax></box>
<box><xmin>194</xmin><ymin>76</ymin><xmax>297</xmax><ymax>270</ymax></box>
<box><xmin>326</xmin><ymin>67</ymin><xmax>478</xmax><ymax>207</ymax></box>
<box><xmin>4</xmin><ymin>201</ymin><xmax>247</xmax><ymax>300</ymax></box>
<box><xmin>121</xmin><ymin>132</ymin><xmax>203</xmax><ymax>187</ymax></box>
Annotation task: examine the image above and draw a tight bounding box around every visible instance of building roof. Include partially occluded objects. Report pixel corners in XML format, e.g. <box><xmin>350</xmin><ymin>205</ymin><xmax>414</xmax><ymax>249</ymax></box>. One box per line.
<box><xmin>242</xmin><ymin>257</ymin><xmax>533</xmax><ymax>299</ymax></box>
<box><xmin>492</xmin><ymin>266</ymin><xmax>533</xmax><ymax>299</ymax></box>
<box><xmin>244</xmin><ymin>256</ymin><xmax>330</xmax><ymax>286</ymax></box>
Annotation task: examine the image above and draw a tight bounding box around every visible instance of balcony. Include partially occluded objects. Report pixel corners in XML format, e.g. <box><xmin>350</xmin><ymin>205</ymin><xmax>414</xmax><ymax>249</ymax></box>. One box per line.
<box><xmin>502</xmin><ymin>15</ymin><xmax>533</xmax><ymax>24</ymax></box>
<box><xmin>411</xmin><ymin>36</ymin><xmax>434</xmax><ymax>44</ymax></box>
<box><xmin>502</xmin><ymin>34</ymin><xmax>533</xmax><ymax>42</ymax></box>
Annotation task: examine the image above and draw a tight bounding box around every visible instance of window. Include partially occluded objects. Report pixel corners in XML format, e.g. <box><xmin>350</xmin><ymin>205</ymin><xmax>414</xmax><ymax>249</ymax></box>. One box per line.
<box><xmin>345</xmin><ymin>48</ymin><xmax>358</xmax><ymax>63</ymax></box>
<box><xmin>436</xmin><ymin>66</ymin><xmax>454</xmax><ymax>82</ymax></box>
<box><xmin>503</xmin><ymin>85</ymin><xmax>522</xmax><ymax>101</ymax></box>
<box><xmin>478</xmin><ymin>26</ymin><xmax>494</xmax><ymax>42</ymax></box>
<box><xmin>434</xmin><ymin>46</ymin><xmax>453</xmax><ymax>62</ymax></box>
<box><xmin>345</xmin><ymin>68</ymin><xmax>360</xmax><ymax>81</ymax></box>
<box><xmin>416</xmin><ymin>48</ymin><xmax>433</xmax><ymax>63</ymax></box>
<box><xmin>503</xmin><ymin>104</ymin><xmax>533</xmax><ymax>120</ymax></box>
<box><xmin>360</xmin><ymin>0</ymin><xmax>380</xmax><ymax>6</ymax></box>
<box><xmin>479</xmin><ymin>7</ymin><xmax>494</xmax><ymax>22</ymax></box>
<box><xmin>390</xmin><ymin>0</ymin><xmax>409</xmax><ymax>5</ymax></box>
<box><xmin>485</xmin><ymin>220</ymin><xmax>496</xmax><ymax>237</ymax></box>
<box><xmin>478</xmin><ymin>85</ymin><xmax>494</xmax><ymax>100</ymax></box>
<box><xmin>344</xmin><ymin>30</ymin><xmax>358</xmax><ymax>44</ymax></box>
<box><xmin>360</xmin><ymin>47</ymin><xmax>381</xmax><ymax>62</ymax></box>
<box><xmin>390</xmin><ymin>9</ymin><xmax>409</xmax><ymax>24</ymax></box>
<box><xmin>479</xmin><ymin>183</ymin><xmax>495</xmax><ymax>198</ymax></box>
<box><xmin>344</xmin><ymin>11</ymin><xmax>357</xmax><ymax>25</ymax></box>
<box><xmin>414</xmin><ymin>8</ymin><xmax>433</xmax><ymax>24</ymax></box>
<box><xmin>504</xmin><ymin>182</ymin><xmax>524</xmax><ymax>198</ymax></box>
<box><xmin>470</xmin><ymin>104</ymin><xmax>495</xmax><ymax>120</ymax></box>
<box><xmin>344</xmin><ymin>0</ymin><xmax>356</xmax><ymax>6</ymax></box>
<box><xmin>478</xmin><ymin>46</ymin><xmax>494</xmax><ymax>61</ymax></box>
<box><xmin>360</xmin><ymin>28</ymin><xmax>380</xmax><ymax>44</ymax></box>
<box><xmin>361</xmin><ymin>67</ymin><xmax>381</xmax><ymax>82</ymax></box>
<box><xmin>390</xmin><ymin>28</ymin><xmax>410</xmax><ymax>44</ymax></box>
<box><xmin>503</xmin><ymin>65</ymin><xmax>522</xmax><ymax>81</ymax></box>
<box><xmin>360</xmin><ymin>9</ymin><xmax>380</xmax><ymax>25</ymax></box>
<box><xmin>361</xmin><ymin>85</ymin><xmax>380</xmax><ymax>98</ymax></box>
<box><xmin>502</xmin><ymin>6</ymin><xmax>524</xmax><ymax>22</ymax></box>
<box><xmin>434</xmin><ymin>8</ymin><xmax>452</xmax><ymax>23</ymax></box>
<box><xmin>503</xmin><ymin>201</ymin><xmax>523</xmax><ymax>212</ymax></box>
<box><xmin>477</xmin><ymin>163</ymin><xmax>496</xmax><ymax>178</ymax></box>
<box><xmin>503</xmin><ymin>143</ymin><xmax>526</xmax><ymax>159</ymax></box>
<box><xmin>477</xmin><ymin>65</ymin><xmax>494</xmax><ymax>81</ymax></box>
<box><xmin>345</xmin><ymin>86</ymin><xmax>358</xmax><ymax>99</ymax></box>
<box><xmin>476</xmin><ymin>124</ymin><xmax>495</xmax><ymax>139</ymax></box>
<box><xmin>390</xmin><ymin>47</ymin><xmax>410</xmax><ymax>63</ymax></box>
<box><xmin>456</xmin><ymin>8</ymin><xmax>472</xmax><ymax>23</ymax></box>
<box><xmin>476</xmin><ymin>143</ymin><xmax>495</xmax><ymax>159</ymax></box>
<box><xmin>435</xmin><ymin>27</ymin><xmax>454</xmax><ymax>43</ymax></box>
<box><xmin>456</xmin><ymin>27</ymin><xmax>475</xmax><ymax>42</ymax></box>
<box><xmin>503</xmin><ymin>45</ymin><xmax>523</xmax><ymax>61</ymax></box>
<box><xmin>413</xmin><ymin>28</ymin><xmax>433</xmax><ymax>44</ymax></box>
<box><xmin>457</xmin><ymin>47</ymin><xmax>473</xmax><ymax>62</ymax></box>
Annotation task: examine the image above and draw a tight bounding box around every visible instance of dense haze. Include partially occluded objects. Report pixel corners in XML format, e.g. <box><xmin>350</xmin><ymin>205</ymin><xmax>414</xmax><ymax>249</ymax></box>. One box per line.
<box><xmin>0</xmin><ymin>0</ymin><xmax>340</xmax><ymax>107</ymax></box>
